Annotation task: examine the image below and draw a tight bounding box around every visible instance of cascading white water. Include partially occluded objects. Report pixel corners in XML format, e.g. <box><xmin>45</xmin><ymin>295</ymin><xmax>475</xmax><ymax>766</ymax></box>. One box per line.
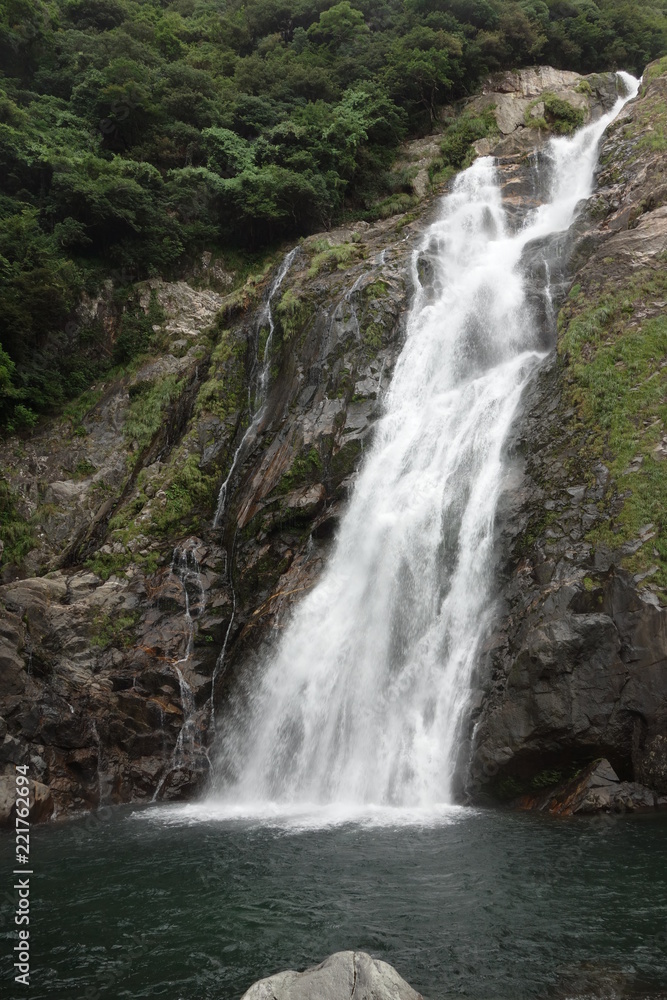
<box><xmin>206</xmin><ymin>75</ymin><xmax>638</xmax><ymax>823</ymax></box>
<box><xmin>153</xmin><ymin>538</ymin><xmax>208</xmax><ymax>800</ymax></box>
<box><xmin>171</xmin><ymin>539</ymin><xmax>206</xmax><ymax>665</ymax></box>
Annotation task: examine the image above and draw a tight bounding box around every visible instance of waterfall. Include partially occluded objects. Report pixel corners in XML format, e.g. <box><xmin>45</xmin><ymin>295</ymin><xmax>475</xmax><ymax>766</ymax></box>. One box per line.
<box><xmin>205</xmin><ymin>75</ymin><xmax>638</xmax><ymax>822</ymax></box>
<box><xmin>154</xmin><ymin>538</ymin><xmax>208</xmax><ymax>800</ymax></box>
<box><xmin>171</xmin><ymin>538</ymin><xmax>206</xmax><ymax>664</ymax></box>
<box><xmin>213</xmin><ymin>247</ymin><xmax>300</xmax><ymax>528</ymax></box>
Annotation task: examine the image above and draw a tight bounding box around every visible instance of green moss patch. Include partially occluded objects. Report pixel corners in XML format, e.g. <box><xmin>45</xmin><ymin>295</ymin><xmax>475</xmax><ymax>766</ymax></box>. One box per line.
<box><xmin>217</xmin><ymin>266</ymin><xmax>272</xmax><ymax>325</ymax></box>
<box><xmin>0</xmin><ymin>478</ymin><xmax>36</xmax><ymax>567</ymax></box>
<box><xmin>195</xmin><ymin>328</ymin><xmax>247</xmax><ymax>424</ymax></box>
<box><xmin>525</xmin><ymin>94</ymin><xmax>585</xmax><ymax>134</ymax></box>
<box><xmin>85</xmin><ymin>551</ymin><xmax>132</xmax><ymax>581</ymax></box>
<box><xmin>275</xmin><ymin>447</ymin><xmax>323</xmax><ymax>495</ymax></box>
<box><xmin>150</xmin><ymin>452</ymin><xmax>218</xmax><ymax>537</ymax></box>
<box><xmin>360</xmin><ymin>280</ymin><xmax>391</xmax><ymax>353</ymax></box>
<box><xmin>90</xmin><ymin>610</ymin><xmax>141</xmax><ymax>649</ymax></box>
<box><xmin>366</xmin><ymin>192</ymin><xmax>419</xmax><ymax>220</ymax></box>
<box><xmin>439</xmin><ymin>106</ymin><xmax>499</xmax><ymax>170</ymax></box>
<box><xmin>331</xmin><ymin>438</ymin><xmax>363</xmax><ymax>484</ymax></box>
<box><xmin>644</xmin><ymin>56</ymin><xmax>667</xmax><ymax>85</ymax></box>
<box><xmin>558</xmin><ymin>266</ymin><xmax>667</xmax><ymax>594</ymax></box>
<box><xmin>275</xmin><ymin>288</ymin><xmax>315</xmax><ymax>343</ymax></box>
<box><xmin>620</xmin><ymin>83</ymin><xmax>667</xmax><ymax>153</ymax></box>
<box><xmin>124</xmin><ymin>375</ymin><xmax>184</xmax><ymax>453</ymax></box>
<box><xmin>307</xmin><ymin>241</ymin><xmax>363</xmax><ymax>279</ymax></box>
<box><xmin>61</xmin><ymin>387</ymin><xmax>104</xmax><ymax>438</ymax></box>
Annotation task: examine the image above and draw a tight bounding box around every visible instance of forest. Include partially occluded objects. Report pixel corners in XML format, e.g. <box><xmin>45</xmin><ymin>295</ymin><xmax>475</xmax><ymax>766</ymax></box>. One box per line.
<box><xmin>1</xmin><ymin>0</ymin><xmax>667</xmax><ymax>428</ymax></box>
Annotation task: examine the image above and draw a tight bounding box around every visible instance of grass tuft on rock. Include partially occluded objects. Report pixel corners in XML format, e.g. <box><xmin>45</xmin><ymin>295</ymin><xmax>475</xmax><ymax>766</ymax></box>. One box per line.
<box><xmin>0</xmin><ymin>478</ymin><xmax>36</xmax><ymax>567</ymax></box>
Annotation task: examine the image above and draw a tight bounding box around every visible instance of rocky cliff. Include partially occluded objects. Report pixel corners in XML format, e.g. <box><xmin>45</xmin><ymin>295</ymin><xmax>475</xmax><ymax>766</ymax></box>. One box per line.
<box><xmin>467</xmin><ymin>62</ymin><xmax>667</xmax><ymax>809</ymax></box>
<box><xmin>0</xmin><ymin>64</ymin><xmax>664</xmax><ymax>822</ymax></box>
<box><xmin>0</xmin><ymin>194</ymin><xmax>415</xmax><ymax>817</ymax></box>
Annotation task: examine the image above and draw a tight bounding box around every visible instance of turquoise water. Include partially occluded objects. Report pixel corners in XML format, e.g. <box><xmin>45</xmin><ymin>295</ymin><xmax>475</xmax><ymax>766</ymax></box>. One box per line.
<box><xmin>1</xmin><ymin>806</ymin><xmax>666</xmax><ymax>999</ymax></box>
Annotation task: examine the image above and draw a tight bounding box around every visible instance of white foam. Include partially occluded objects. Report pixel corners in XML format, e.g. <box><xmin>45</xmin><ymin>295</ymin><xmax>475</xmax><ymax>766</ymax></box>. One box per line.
<box><xmin>134</xmin><ymin>799</ymin><xmax>474</xmax><ymax>832</ymax></box>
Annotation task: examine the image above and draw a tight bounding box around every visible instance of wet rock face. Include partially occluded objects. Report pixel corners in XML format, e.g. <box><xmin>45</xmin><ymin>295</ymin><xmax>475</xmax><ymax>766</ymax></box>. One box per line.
<box><xmin>0</xmin><ymin>557</ymin><xmax>222</xmax><ymax>816</ymax></box>
<box><xmin>396</xmin><ymin>66</ymin><xmax>617</xmax><ymax>224</ymax></box>
<box><xmin>467</xmin><ymin>66</ymin><xmax>667</xmax><ymax>808</ymax></box>
<box><xmin>0</xmin><ymin>210</ymin><xmax>414</xmax><ymax>817</ymax></box>
<box><xmin>217</xmin><ymin>230</ymin><xmax>411</xmax><ymax>666</ymax></box>
<box><xmin>459</xmin><ymin>68</ymin><xmax>621</xmax><ymax>349</ymax></box>
<box><xmin>240</xmin><ymin>951</ymin><xmax>422</xmax><ymax>1000</ymax></box>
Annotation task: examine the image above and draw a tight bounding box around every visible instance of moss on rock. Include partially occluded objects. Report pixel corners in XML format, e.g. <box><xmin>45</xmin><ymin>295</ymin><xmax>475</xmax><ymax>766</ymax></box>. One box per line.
<box><xmin>275</xmin><ymin>287</ymin><xmax>315</xmax><ymax>343</ymax></box>
<box><xmin>275</xmin><ymin>447</ymin><xmax>323</xmax><ymax>495</ymax></box>
<box><xmin>0</xmin><ymin>478</ymin><xmax>36</xmax><ymax>568</ymax></box>
<box><xmin>124</xmin><ymin>375</ymin><xmax>184</xmax><ymax>453</ymax></box>
<box><xmin>524</xmin><ymin>93</ymin><xmax>585</xmax><ymax>134</ymax></box>
<box><xmin>558</xmin><ymin>265</ymin><xmax>667</xmax><ymax>595</ymax></box>
<box><xmin>195</xmin><ymin>328</ymin><xmax>247</xmax><ymax>425</ymax></box>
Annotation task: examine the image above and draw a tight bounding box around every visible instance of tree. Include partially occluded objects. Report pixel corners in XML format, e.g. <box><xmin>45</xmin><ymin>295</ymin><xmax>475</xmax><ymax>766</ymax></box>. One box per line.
<box><xmin>386</xmin><ymin>27</ymin><xmax>461</xmax><ymax>121</ymax></box>
<box><xmin>307</xmin><ymin>1</ymin><xmax>369</xmax><ymax>52</ymax></box>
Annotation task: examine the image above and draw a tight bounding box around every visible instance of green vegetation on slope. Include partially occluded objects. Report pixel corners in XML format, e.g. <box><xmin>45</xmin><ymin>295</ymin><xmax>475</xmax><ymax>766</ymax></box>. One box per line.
<box><xmin>559</xmin><ymin>265</ymin><xmax>667</xmax><ymax>594</ymax></box>
<box><xmin>1</xmin><ymin>0</ymin><xmax>667</xmax><ymax>428</ymax></box>
<box><xmin>524</xmin><ymin>92</ymin><xmax>585</xmax><ymax>132</ymax></box>
<box><xmin>429</xmin><ymin>105</ymin><xmax>499</xmax><ymax>183</ymax></box>
<box><xmin>0</xmin><ymin>478</ymin><xmax>35</xmax><ymax>565</ymax></box>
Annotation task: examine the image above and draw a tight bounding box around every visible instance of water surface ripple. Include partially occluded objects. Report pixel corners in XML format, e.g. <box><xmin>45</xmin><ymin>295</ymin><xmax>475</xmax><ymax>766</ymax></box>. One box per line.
<box><xmin>1</xmin><ymin>808</ymin><xmax>666</xmax><ymax>999</ymax></box>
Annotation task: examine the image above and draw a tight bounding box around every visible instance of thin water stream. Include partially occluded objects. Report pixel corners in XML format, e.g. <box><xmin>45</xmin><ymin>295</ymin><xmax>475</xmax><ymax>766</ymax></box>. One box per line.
<box><xmin>153</xmin><ymin>539</ymin><xmax>209</xmax><ymax>800</ymax></box>
<box><xmin>213</xmin><ymin>247</ymin><xmax>299</xmax><ymax>529</ymax></box>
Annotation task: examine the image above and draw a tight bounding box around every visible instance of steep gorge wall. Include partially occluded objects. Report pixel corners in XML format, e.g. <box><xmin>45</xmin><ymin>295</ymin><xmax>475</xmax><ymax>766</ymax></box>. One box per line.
<box><xmin>0</xmin><ymin>65</ymin><xmax>664</xmax><ymax>821</ymax></box>
<box><xmin>0</xmin><ymin>206</ymin><xmax>416</xmax><ymax>817</ymax></box>
<box><xmin>468</xmin><ymin>64</ymin><xmax>667</xmax><ymax>807</ymax></box>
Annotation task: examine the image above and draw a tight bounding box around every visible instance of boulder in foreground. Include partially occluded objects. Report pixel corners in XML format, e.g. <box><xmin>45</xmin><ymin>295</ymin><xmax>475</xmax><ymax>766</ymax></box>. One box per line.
<box><xmin>240</xmin><ymin>951</ymin><xmax>423</xmax><ymax>1000</ymax></box>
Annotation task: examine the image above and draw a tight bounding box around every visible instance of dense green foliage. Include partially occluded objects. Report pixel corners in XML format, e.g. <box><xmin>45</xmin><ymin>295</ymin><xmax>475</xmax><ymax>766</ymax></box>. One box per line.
<box><xmin>1</xmin><ymin>0</ymin><xmax>667</xmax><ymax>426</ymax></box>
